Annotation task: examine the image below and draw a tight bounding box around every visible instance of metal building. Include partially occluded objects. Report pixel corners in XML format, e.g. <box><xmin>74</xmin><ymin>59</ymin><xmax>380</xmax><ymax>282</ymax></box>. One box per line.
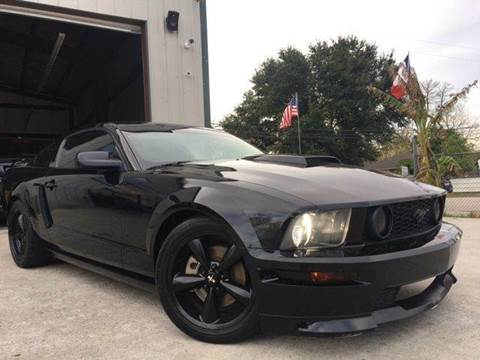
<box><xmin>0</xmin><ymin>0</ymin><xmax>210</xmax><ymax>159</ymax></box>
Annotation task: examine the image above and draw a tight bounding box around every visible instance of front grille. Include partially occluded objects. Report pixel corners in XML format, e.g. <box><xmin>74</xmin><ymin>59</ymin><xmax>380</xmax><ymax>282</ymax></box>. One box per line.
<box><xmin>388</xmin><ymin>198</ymin><xmax>440</xmax><ymax>239</ymax></box>
<box><xmin>364</xmin><ymin>199</ymin><xmax>443</xmax><ymax>242</ymax></box>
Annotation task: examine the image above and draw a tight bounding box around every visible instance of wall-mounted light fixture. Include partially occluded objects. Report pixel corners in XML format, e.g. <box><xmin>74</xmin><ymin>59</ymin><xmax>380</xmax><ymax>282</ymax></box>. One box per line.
<box><xmin>166</xmin><ymin>11</ymin><xmax>180</xmax><ymax>32</ymax></box>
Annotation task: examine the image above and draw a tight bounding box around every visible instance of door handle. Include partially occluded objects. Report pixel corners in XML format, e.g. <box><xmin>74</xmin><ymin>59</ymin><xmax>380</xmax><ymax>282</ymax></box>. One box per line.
<box><xmin>44</xmin><ymin>179</ymin><xmax>57</xmax><ymax>190</ymax></box>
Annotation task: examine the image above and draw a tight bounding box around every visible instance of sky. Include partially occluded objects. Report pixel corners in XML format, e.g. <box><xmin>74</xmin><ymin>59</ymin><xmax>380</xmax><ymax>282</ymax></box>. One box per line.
<box><xmin>206</xmin><ymin>0</ymin><xmax>480</xmax><ymax>126</ymax></box>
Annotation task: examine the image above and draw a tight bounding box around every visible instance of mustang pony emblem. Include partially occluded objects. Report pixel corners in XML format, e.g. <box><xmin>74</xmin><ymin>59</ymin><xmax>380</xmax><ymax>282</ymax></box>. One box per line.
<box><xmin>413</xmin><ymin>208</ymin><xmax>429</xmax><ymax>223</ymax></box>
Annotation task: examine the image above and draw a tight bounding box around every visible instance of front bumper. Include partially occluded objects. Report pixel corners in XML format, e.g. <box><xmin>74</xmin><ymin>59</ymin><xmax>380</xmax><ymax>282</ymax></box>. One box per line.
<box><xmin>249</xmin><ymin>223</ymin><xmax>462</xmax><ymax>334</ymax></box>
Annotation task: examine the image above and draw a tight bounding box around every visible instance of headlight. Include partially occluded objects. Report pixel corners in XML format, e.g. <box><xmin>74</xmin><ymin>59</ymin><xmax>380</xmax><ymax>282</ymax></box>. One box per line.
<box><xmin>280</xmin><ymin>209</ymin><xmax>352</xmax><ymax>250</ymax></box>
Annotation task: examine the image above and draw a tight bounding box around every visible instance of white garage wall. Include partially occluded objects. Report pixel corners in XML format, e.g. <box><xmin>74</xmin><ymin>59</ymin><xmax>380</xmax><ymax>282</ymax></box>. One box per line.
<box><xmin>14</xmin><ymin>0</ymin><xmax>206</xmax><ymax>127</ymax></box>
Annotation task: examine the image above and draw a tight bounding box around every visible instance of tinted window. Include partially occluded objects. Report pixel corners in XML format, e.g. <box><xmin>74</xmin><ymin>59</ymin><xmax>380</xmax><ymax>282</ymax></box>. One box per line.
<box><xmin>55</xmin><ymin>130</ymin><xmax>118</xmax><ymax>169</ymax></box>
<box><xmin>122</xmin><ymin>129</ymin><xmax>263</xmax><ymax>169</ymax></box>
<box><xmin>34</xmin><ymin>142</ymin><xmax>60</xmax><ymax>168</ymax></box>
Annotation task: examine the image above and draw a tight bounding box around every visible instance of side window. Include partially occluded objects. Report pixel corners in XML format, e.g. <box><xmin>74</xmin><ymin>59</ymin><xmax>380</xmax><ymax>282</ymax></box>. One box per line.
<box><xmin>34</xmin><ymin>142</ymin><xmax>60</xmax><ymax>168</ymax></box>
<box><xmin>55</xmin><ymin>130</ymin><xmax>119</xmax><ymax>169</ymax></box>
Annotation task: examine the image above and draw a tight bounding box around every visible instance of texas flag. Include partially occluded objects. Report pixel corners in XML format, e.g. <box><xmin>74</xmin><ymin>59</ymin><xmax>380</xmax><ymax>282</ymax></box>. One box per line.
<box><xmin>391</xmin><ymin>55</ymin><xmax>411</xmax><ymax>100</ymax></box>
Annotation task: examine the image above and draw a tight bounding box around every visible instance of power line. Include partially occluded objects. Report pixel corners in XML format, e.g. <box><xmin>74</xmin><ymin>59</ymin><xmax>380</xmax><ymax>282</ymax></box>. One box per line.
<box><xmin>409</xmin><ymin>50</ymin><xmax>480</xmax><ymax>64</ymax></box>
<box><xmin>250</xmin><ymin>126</ymin><xmax>480</xmax><ymax>134</ymax></box>
<box><xmin>401</xmin><ymin>37</ymin><xmax>480</xmax><ymax>53</ymax></box>
<box><xmin>235</xmin><ymin>126</ymin><xmax>480</xmax><ymax>140</ymax></box>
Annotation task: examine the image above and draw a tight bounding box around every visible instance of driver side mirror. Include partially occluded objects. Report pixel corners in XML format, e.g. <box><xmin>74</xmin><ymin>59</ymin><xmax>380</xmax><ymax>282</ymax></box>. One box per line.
<box><xmin>77</xmin><ymin>151</ymin><xmax>122</xmax><ymax>169</ymax></box>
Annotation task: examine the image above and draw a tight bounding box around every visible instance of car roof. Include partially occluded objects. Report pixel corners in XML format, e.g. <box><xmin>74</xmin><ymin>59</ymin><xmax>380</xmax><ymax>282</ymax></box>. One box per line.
<box><xmin>102</xmin><ymin>122</ymin><xmax>196</xmax><ymax>133</ymax></box>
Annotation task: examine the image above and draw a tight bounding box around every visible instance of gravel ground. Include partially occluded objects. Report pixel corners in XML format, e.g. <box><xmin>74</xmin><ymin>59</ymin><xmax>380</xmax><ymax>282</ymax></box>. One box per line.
<box><xmin>0</xmin><ymin>218</ymin><xmax>479</xmax><ymax>360</ymax></box>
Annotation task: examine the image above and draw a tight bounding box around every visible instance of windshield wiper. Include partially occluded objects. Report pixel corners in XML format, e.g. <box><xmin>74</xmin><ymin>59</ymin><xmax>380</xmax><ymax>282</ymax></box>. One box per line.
<box><xmin>147</xmin><ymin>161</ymin><xmax>191</xmax><ymax>170</ymax></box>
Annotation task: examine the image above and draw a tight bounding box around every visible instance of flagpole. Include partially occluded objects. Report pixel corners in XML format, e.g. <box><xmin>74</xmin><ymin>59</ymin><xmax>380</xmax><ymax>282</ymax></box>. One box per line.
<box><xmin>296</xmin><ymin>92</ymin><xmax>302</xmax><ymax>155</ymax></box>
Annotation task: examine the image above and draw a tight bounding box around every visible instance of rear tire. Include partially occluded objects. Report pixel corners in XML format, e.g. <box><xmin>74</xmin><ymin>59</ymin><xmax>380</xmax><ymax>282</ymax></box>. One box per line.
<box><xmin>156</xmin><ymin>217</ymin><xmax>259</xmax><ymax>343</ymax></box>
<box><xmin>8</xmin><ymin>201</ymin><xmax>51</xmax><ymax>268</ymax></box>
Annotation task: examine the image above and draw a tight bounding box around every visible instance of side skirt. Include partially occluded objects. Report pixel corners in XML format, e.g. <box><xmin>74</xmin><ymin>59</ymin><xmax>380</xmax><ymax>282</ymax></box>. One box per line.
<box><xmin>50</xmin><ymin>249</ymin><xmax>156</xmax><ymax>294</ymax></box>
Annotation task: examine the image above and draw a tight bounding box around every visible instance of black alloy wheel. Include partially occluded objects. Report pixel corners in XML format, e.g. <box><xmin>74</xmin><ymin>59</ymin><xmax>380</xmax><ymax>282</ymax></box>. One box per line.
<box><xmin>173</xmin><ymin>239</ymin><xmax>251</xmax><ymax>324</ymax></box>
<box><xmin>157</xmin><ymin>217</ymin><xmax>258</xmax><ymax>343</ymax></box>
<box><xmin>8</xmin><ymin>201</ymin><xmax>51</xmax><ymax>268</ymax></box>
<box><xmin>11</xmin><ymin>213</ymin><xmax>26</xmax><ymax>257</ymax></box>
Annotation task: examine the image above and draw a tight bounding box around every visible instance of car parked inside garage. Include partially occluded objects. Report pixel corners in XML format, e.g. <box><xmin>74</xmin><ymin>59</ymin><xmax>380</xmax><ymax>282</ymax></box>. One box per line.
<box><xmin>2</xmin><ymin>123</ymin><xmax>461</xmax><ymax>343</ymax></box>
<box><xmin>0</xmin><ymin>156</ymin><xmax>35</xmax><ymax>223</ymax></box>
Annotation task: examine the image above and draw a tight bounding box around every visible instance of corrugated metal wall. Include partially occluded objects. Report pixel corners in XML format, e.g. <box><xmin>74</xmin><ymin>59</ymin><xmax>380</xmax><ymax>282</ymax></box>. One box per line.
<box><xmin>15</xmin><ymin>0</ymin><xmax>206</xmax><ymax>126</ymax></box>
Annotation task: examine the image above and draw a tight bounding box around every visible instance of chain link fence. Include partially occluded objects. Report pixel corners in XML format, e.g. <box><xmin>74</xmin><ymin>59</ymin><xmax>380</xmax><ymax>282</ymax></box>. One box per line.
<box><xmin>446</xmin><ymin>177</ymin><xmax>480</xmax><ymax>217</ymax></box>
<box><xmin>370</xmin><ymin>151</ymin><xmax>480</xmax><ymax>217</ymax></box>
<box><xmin>440</xmin><ymin>152</ymin><xmax>480</xmax><ymax>217</ymax></box>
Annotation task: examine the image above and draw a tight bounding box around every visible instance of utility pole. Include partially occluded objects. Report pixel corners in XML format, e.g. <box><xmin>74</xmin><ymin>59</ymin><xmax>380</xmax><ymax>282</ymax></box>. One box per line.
<box><xmin>412</xmin><ymin>135</ymin><xmax>418</xmax><ymax>177</ymax></box>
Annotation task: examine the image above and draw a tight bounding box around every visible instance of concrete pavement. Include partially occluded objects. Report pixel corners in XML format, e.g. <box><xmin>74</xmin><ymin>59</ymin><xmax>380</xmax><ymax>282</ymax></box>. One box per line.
<box><xmin>1</xmin><ymin>218</ymin><xmax>479</xmax><ymax>359</ymax></box>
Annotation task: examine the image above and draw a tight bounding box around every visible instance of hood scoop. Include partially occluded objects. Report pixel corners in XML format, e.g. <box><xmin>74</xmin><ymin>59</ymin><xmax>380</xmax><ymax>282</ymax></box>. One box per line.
<box><xmin>250</xmin><ymin>155</ymin><xmax>341</xmax><ymax>168</ymax></box>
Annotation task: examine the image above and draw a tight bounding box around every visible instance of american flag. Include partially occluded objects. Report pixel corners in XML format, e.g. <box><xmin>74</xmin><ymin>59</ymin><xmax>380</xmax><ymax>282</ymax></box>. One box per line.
<box><xmin>279</xmin><ymin>94</ymin><xmax>299</xmax><ymax>130</ymax></box>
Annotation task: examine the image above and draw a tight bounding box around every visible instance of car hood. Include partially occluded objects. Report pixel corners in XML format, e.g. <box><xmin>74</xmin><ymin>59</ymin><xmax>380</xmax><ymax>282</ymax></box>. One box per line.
<box><xmin>164</xmin><ymin>160</ymin><xmax>444</xmax><ymax>207</ymax></box>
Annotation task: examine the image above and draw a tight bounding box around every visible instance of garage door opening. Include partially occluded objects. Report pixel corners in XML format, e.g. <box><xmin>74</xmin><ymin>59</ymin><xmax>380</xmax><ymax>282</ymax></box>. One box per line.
<box><xmin>0</xmin><ymin>11</ymin><xmax>147</xmax><ymax>162</ymax></box>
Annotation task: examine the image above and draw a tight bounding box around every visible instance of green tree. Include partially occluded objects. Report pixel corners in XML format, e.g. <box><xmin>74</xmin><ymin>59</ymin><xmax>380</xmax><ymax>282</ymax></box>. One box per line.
<box><xmin>432</xmin><ymin>128</ymin><xmax>476</xmax><ymax>176</ymax></box>
<box><xmin>369</xmin><ymin>72</ymin><xmax>477</xmax><ymax>185</ymax></box>
<box><xmin>374</xmin><ymin>80</ymin><xmax>477</xmax><ymax>178</ymax></box>
<box><xmin>222</xmin><ymin>47</ymin><xmax>310</xmax><ymax>151</ymax></box>
<box><xmin>431</xmin><ymin>128</ymin><xmax>473</xmax><ymax>155</ymax></box>
<box><xmin>308</xmin><ymin>37</ymin><xmax>406</xmax><ymax>163</ymax></box>
<box><xmin>221</xmin><ymin>37</ymin><xmax>406</xmax><ymax>165</ymax></box>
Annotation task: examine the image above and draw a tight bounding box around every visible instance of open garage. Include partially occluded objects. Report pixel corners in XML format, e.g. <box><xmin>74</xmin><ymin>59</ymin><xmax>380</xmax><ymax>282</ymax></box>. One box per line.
<box><xmin>0</xmin><ymin>0</ymin><xmax>209</xmax><ymax>162</ymax></box>
<box><xmin>0</xmin><ymin>11</ymin><xmax>147</xmax><ymax>160</ymax></box>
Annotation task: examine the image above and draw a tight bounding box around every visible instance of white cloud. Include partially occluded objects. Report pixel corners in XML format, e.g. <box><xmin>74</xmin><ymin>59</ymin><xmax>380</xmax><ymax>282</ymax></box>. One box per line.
<box><xmin>207</xmin><ymin>0</ymin><xmax>480</xmax><ymax>124</ymax></box>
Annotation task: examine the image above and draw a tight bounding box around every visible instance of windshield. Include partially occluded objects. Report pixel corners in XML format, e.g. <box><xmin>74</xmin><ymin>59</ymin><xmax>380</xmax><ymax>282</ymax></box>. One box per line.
<box><xmin>122</xmin><ymin>128</ymin><xmax>263</xmax><ymax>169</ymax></box>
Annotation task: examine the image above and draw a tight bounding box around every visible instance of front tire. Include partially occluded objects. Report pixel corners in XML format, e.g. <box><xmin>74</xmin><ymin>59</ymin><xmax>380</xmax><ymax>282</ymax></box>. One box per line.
<box><xmin>8</xmin><ymin>201</ymin><xmax>51</xmax><ymax>268</ymax></box>
<box><xmin>156</xmin><ymin>217</ymin><xmax>259</xmax><ymax>343</ymax></box>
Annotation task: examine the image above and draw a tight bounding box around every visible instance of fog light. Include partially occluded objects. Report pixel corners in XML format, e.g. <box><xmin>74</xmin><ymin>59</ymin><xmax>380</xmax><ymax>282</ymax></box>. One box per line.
<box><xmin>368</xmin><ymin>206</ymin><xmax>393</xmax><ymax>240</ymax></box>
<box><xmin>432</xmin><ymin>198</ymin><xmax>443</xmax><ymax>223</ymax></box>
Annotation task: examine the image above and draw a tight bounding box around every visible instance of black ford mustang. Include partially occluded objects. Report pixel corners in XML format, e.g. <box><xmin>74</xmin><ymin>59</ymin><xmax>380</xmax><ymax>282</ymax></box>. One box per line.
<box><xmin>2</xmin><ymin>123</ymin><xmax>461</xmax><ymax>343</ymax></box>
